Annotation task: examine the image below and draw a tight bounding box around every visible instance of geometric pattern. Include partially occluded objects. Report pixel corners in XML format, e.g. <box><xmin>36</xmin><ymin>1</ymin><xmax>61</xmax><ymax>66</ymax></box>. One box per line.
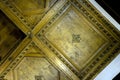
<box><xmin>0</xmin><ymin>0</ymin><xmax>120</xmax><ymax>80</ymax></box>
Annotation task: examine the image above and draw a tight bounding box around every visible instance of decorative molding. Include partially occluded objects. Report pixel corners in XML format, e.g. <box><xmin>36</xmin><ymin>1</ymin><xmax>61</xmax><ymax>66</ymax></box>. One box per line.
<box><xmin>0</xmin><ymin>0</ymin><xmax>32</xmax><ymax>29</ymax></box>
<box><xmin>0</xmin><ymin>42</ymin><xmax>34</xmax><ymax>78</ymax></box>
<box><xmin>0</xmin><ymin>0</ymin><xmax>119</xmax><ymax>80</ymax></box>
<box><xmin>0</xmin><ymin>10</ymin><xmax>26</xmax><ymax>65</ymax></box>
<box><xmin>0</xmin><ymin>0</ymin><xmax>58</xmax><ymax>29</ymax></box>
<box><xmin>37</xmin><ymin>0</ymin><xmax>120</xmax><ymax>79</ymax></box>
<box><xmin>14</xmin><ymin>57</ymin><xmax>59</xmax><ymax>80</ymax></box>
<box><xmin>37</xmin><ymin>1</ymin><xmax>80</xmax><ymax>76</ymax></box>
<box><xmin>70</xmin><ymin>0</ymin><xmax>120</xmax><ymax>79</ymax></box>
<box><xmin>78</xmin><ymin>0</ymin><xmax>120</xmax><ymax>39</ymax></box>
<box><xmin>71</xmin><ymin>0</ymin><xmax>119</xmax><ymax>41</ymax></box>
<box><xmin>84</xmin><ymin>43</ymin><xmax>120</xmax><ymax>80</ymax></box>
<box><xmin>79</xmin><ymin>43</ymin><xmax>117</xmax><ymax>79</ymax></box>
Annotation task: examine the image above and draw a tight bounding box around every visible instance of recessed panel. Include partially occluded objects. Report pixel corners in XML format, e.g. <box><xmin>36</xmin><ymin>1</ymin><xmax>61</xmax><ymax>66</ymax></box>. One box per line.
<box><xmin>11</xmin><ymin>0</ymin><xmax>58</xmax><ymax>26</ymax></box>
<box><xmin>0</xmin><ymin>11</ymin><xmax>25</xmax><ymax>64</ymax></box>
<box><xmin>14</xmin><ymin>57</ymin><xmax>59</xmax><ymax>80</ymax></box>
<box><xmin>45</xmin><ymin>6</ymin><xmax>106</xmax><ymax>70</ymax></box>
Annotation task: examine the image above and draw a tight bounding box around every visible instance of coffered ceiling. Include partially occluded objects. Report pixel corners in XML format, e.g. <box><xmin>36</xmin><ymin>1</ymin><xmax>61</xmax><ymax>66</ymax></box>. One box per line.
<box><xmin>0</xmin><ymin>0</ymin><xmax>120</xmax><ymax>80</ymax></box>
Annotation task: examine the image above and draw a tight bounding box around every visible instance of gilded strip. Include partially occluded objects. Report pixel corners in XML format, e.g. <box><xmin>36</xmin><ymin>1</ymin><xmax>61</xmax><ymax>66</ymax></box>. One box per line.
<box><xmin>0</xmin><ymin>42</ymin><xmax>34</xmax><ymax>78</ymax></box>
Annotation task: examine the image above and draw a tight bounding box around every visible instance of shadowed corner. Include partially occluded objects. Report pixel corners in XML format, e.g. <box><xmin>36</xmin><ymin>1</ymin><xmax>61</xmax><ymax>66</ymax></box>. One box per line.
<box><xmin>95</xmin><ymin>0</ymin><xmax>120</xmax><ymax>24</ymax></box>
<box><xmin>0</xmin><ymin>56</ymin><xmax>1</xmax><ymax>61</ymax></box>
<box><xmin>113</xmin><ymin>73</ymin><xmax>120</xmax><ymax>80</ymax></box>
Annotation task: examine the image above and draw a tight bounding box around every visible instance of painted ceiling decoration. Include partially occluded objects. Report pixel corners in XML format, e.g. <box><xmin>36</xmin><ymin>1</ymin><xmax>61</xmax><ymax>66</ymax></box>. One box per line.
<box><xmin>0</xmin><ymin>0</ymin><xmax>120</xmax><ymax>80</ymax></box>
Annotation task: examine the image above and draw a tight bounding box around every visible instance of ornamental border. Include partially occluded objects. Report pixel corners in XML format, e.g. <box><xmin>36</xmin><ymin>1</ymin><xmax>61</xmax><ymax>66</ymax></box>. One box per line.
<box><xmin>0</xmin><ymin>0</ymin><xmax>58</xmax><ymax>29</ymax></box>
<box><xmin>37</xmin><ymin>0</ymin><xmax>119</xmax><ymax>79</ymax></box>
<box><xmin>0</xmin><ymin>42</ymin><xmax>37</xmax><ymax>78</ymax></box>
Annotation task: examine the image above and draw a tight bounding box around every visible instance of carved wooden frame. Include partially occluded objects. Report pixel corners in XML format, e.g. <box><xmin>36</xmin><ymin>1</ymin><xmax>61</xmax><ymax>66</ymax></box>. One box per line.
<box><xmin>36</xmin><ymin>0</ymin><xmax>120</xmax><ymax>80</ymax></box>
<box><xmin>0</xmin><ymin>0</ymin><xmax>120</xmax><ymax>80</ymax></box>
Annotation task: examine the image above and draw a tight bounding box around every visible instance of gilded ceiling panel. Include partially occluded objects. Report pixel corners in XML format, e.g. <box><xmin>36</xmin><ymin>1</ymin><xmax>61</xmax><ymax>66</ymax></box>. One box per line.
<box><xmin>0</xmin><ymin>0</ymin><xmax>120</xmax><ymax>80</ymax></box>
<box><xmin>37</xmin><ymin>0</ymin><xmax>120</xmax><ymax>79</ymax></box>
<box><xmin>9</xmin><ymin>0</ymin><xmax>58</xmax><ymax>29</ymax></box>
<box><xmin>45</xmin><ymin>6</ymin><xmax>107</xmax><ymax>70</ymax></box>
<box><xmin>14</xmin><ymin>57</ymin><xmax>59</xmax><ymax>80</ymax></box>
<box><xmin>0</xmin><ymin>10</ymin><xmax>25</xmax><ymax>65</ymax></box>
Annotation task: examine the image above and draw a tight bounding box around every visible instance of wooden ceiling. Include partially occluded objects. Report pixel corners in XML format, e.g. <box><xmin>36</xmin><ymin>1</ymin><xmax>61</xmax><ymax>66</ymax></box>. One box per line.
<box><xmin>0</xmin><ymin>0</ymin><xmax>120</xmax><ymax>80</ymax></box>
